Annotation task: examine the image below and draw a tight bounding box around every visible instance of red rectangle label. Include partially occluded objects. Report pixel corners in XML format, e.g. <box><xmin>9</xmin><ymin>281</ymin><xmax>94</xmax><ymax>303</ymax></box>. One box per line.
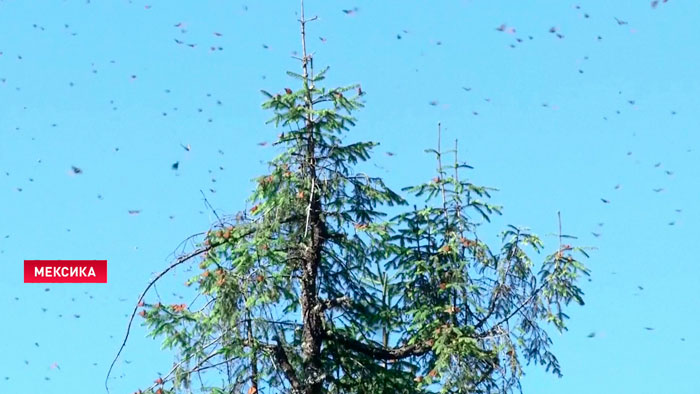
<box><xmin>24</xmin><ymin>260</ymin><xmax>107</xmax><ymax>283</ymax></box>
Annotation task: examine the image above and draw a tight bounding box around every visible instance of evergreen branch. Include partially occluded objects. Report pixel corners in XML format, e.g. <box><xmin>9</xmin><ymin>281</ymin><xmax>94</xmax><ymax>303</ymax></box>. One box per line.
<box><xmin>325</xmin><ymin>331</ymin><xmax>432</xmax><ymax>360</ymax></box>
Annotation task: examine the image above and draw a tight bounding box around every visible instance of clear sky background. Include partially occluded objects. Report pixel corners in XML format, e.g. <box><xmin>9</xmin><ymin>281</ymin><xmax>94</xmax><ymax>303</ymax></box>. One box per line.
<box><xmin>1</xmin><ymin>1</ymin><xmax>698</xmax><ymax>393</ymax></box>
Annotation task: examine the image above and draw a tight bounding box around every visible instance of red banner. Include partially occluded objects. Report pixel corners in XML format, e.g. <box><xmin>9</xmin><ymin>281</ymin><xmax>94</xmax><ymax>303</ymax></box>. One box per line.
<box><xmin>24</xmin><ymin>260</ymin><xmax>107</xmax><ymax>283</ymax></box>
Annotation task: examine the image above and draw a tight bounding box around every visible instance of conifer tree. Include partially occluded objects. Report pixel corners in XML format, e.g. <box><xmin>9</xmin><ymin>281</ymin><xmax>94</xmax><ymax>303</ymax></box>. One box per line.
<box><xmin>110</xmin><ymin>3</ymin><xmax>589</xmax><ymax>393</ymax></box>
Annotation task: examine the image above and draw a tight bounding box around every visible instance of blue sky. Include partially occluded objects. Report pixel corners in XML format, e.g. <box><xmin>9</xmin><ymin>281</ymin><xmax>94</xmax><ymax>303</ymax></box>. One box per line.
<box><xmin>1</xmin><ymin>1</ymin><xmax>698</xmax><ymax>393</ymax></box>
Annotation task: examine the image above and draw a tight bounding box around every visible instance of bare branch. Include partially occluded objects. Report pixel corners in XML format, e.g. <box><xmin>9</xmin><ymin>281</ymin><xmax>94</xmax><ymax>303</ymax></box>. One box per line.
<box><xmin>312</xmin><ymin>296</ymin><xmax>351</xmax><ymax>314</ymax></box>
<box><xmin>105</xmin><ymin>245</ymin><xmax>213</xmax><ymax>393</ymax></box>
<box><xmin>269</xmin><ymin>339</ymin><xmax>303</xmax><ymax>393</ymax></box>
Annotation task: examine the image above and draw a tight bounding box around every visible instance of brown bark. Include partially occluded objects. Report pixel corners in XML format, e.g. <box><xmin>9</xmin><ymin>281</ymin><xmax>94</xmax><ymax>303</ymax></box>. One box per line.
<box><xmin>298</xmin><ymin>2</ymin><xmax>326</xmax><ymax>392</ymax></box>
